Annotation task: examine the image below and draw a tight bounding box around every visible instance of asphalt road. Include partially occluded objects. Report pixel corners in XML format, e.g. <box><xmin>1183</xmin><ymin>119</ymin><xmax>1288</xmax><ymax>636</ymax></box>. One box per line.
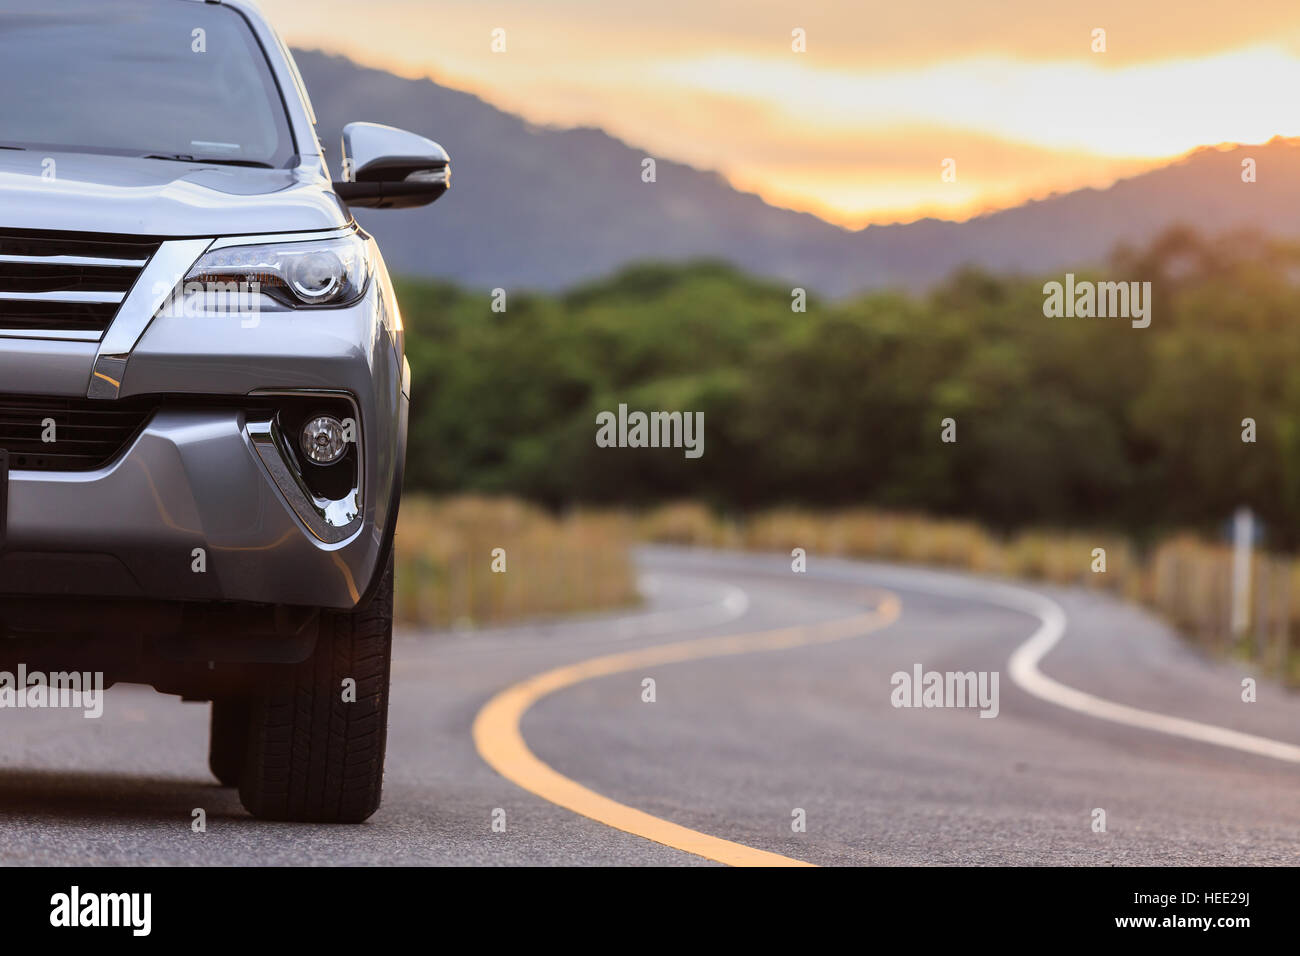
<box><xmin>1</xmin><ymin>547</ymin><xmax>1297</xmax><ymax>865</ymax></box>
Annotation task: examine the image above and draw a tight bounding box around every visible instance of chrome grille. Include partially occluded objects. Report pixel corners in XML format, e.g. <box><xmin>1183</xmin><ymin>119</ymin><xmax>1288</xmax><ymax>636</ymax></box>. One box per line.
<box><xmin>0</xmin><ymin>230</ymin><xmax>160</xmax><ymax>340</ymax></box>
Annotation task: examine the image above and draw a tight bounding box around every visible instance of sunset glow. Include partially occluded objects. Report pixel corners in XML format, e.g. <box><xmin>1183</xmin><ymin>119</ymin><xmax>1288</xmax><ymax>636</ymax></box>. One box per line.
<box><xmin>259</xmin><ymin>0</ymin><xmax>1300</xmax><ymax>227</ymax></box>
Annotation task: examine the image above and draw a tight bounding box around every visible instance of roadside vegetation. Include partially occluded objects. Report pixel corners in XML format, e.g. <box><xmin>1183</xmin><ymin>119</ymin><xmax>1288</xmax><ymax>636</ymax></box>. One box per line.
<box><xmin>397</xmin><ymin>226</ymin><xmax>1300</xmax><ymax>549</ymax></box>
<box><xmin>393</xmin><ymin>498</ymin><xmax>1298</xmax><ymax>685</ymax></box>
<box><xmin>393</xmin><ymin>496</ymin><xmax>638</xmax><ymax>629</ymax></box>
<box><xmin>391</xmin><ymin>225</ymin><xmax>1300</xmax><ymax>681</ymax></box>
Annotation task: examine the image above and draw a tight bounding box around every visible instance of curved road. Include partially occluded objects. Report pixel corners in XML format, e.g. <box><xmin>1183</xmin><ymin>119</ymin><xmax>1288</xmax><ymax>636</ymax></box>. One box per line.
<box><xmin>1</xmin><ymin>546</ymin><xmax>1297</xmax><ymax>865</ymax></box>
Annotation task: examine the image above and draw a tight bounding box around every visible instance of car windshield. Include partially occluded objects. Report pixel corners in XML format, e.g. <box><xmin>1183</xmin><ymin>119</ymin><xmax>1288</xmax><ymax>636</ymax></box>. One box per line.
<box><xmin>0</xmin><ymin>0</ymin><xmax>296</xmax><ymax>167</ymax></box>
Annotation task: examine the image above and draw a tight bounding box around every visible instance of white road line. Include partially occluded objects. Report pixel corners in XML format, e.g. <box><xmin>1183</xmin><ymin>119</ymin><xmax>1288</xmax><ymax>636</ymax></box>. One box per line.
<box><xmin>608</xmin><ymin>574</ymin><xmax>750</xmax><ymax>639</ymax></box>
<box><xmin>1003</xmin><ymin>587</ymin><xmax>1300</xmax><ymax>764</ymax></box>
<box><xmin>849</xmin><ymin>562</ymin><xmax>1300</xmax><ymax>764</ymax></box>
<box><xmin>690</xmin><ymin>552</ymin><xmax>1300</xmax><ymax>766</ymax></box>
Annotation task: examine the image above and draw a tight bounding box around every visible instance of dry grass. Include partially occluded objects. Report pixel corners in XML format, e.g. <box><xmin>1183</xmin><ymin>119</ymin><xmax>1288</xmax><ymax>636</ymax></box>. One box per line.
<box><xmin>639</xmin><ymin>502</ymin><xmax>1134</xmax><ymax>589</ymax></box>
<box><xmin>393</xmin><ymin>495</ymin><xmax>639</xmax><ymax>628</ymax></box>
<box><xmin>392</xmin><ymin>495</ymin><xmax>1298</xmax><ymax>683</ymax></box>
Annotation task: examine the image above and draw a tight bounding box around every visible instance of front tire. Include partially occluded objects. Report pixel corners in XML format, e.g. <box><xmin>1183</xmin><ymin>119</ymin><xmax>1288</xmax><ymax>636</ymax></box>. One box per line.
<box><xmin>238</xmin><ymin>552</ymin><xmax>393</xmax><ymax>823</ymax></box>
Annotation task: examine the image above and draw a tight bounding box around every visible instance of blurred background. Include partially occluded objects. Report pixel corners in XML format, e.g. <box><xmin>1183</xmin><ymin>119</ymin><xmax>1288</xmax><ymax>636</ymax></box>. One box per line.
<box><xmin>258</xmin><ymin>0</ymin><xmax>1300</xmax><ymax>684</ymax></box>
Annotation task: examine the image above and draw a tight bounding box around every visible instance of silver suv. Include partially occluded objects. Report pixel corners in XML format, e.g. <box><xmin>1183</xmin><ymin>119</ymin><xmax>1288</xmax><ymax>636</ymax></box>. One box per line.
<box><xmin>0</xmin><ymin>0</ymin><xmax>449</xmax><ymax>822</ymax></box>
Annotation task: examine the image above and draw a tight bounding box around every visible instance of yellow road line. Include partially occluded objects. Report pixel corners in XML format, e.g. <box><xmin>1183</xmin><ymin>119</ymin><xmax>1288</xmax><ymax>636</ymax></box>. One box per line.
<box><xmin>472</xmin><ymin>590</ymin><xmax>902</xmax><ymax>866</ymax></box>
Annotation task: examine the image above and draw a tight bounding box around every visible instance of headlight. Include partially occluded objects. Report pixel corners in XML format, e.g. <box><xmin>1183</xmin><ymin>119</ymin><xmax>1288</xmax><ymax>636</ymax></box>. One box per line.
<box><xmin>184</xmin><ymin>233</ymin><xmax>373</xmax><ymax>309</ymax></box>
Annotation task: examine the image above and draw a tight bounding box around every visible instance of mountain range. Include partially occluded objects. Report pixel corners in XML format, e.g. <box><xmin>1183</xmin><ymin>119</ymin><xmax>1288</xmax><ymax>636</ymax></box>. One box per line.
<box><xmin>293</xmin><ymin>49</ymin><xmax>1300</xmax><ymax>296</ymax></box>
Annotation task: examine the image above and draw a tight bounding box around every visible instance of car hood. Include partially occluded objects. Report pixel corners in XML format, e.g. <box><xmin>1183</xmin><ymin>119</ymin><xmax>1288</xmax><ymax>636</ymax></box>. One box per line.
<box><xmin>0</xmin><ymin>150</ymin><xmax>350</xmax><ymax>237</ymax></box>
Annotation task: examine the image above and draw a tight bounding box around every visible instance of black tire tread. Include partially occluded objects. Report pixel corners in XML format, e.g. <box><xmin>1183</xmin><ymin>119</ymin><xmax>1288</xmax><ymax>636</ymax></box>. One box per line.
<box><xmin>238</xmin><ymin>554</ymin><xmax>393</xmax><ymax>823</ymax></box>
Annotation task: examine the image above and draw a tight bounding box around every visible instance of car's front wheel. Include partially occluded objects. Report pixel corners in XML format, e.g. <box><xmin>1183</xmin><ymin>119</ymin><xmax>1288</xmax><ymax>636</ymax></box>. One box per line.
<box><xmin>237</xmin><ymin>552</ymin><xmax>393</xmax><ymax>823</ymax></box>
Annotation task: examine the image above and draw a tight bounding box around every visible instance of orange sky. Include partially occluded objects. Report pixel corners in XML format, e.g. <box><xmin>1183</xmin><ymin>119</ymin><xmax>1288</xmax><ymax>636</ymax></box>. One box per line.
<box><xmin>258</xmin><ymin>0</ymin><xmax>1300</xmax><ymax>228</ymax></box>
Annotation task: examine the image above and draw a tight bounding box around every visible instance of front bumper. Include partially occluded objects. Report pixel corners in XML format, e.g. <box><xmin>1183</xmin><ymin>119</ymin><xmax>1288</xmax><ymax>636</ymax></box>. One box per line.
<box><xmin>0</xmin><ymin>273</ymin><xmax>407</xmax><ymax>611</ymax></box>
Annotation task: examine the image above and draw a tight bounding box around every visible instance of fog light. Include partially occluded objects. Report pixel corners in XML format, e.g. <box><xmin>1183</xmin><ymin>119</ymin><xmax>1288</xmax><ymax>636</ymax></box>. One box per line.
<box><xmin>300</xmin><ymin>415</ymin><xmax>347</xmax><ymax>465</ymax></box>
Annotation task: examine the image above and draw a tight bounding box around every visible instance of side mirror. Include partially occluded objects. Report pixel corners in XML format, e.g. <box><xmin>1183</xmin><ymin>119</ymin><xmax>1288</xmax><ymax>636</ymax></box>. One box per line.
<box><xmin>333</xmin><ymin>122</ymin><xmax>450</xmax><ymax>209</ymax></box>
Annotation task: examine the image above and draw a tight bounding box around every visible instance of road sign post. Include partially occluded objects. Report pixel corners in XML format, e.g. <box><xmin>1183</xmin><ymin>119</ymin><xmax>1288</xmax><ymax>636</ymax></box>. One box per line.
<box><xmin>1231</xmin><ymin>507</ymin><xmax>1254</xmax><ymax>638</ymax></box>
